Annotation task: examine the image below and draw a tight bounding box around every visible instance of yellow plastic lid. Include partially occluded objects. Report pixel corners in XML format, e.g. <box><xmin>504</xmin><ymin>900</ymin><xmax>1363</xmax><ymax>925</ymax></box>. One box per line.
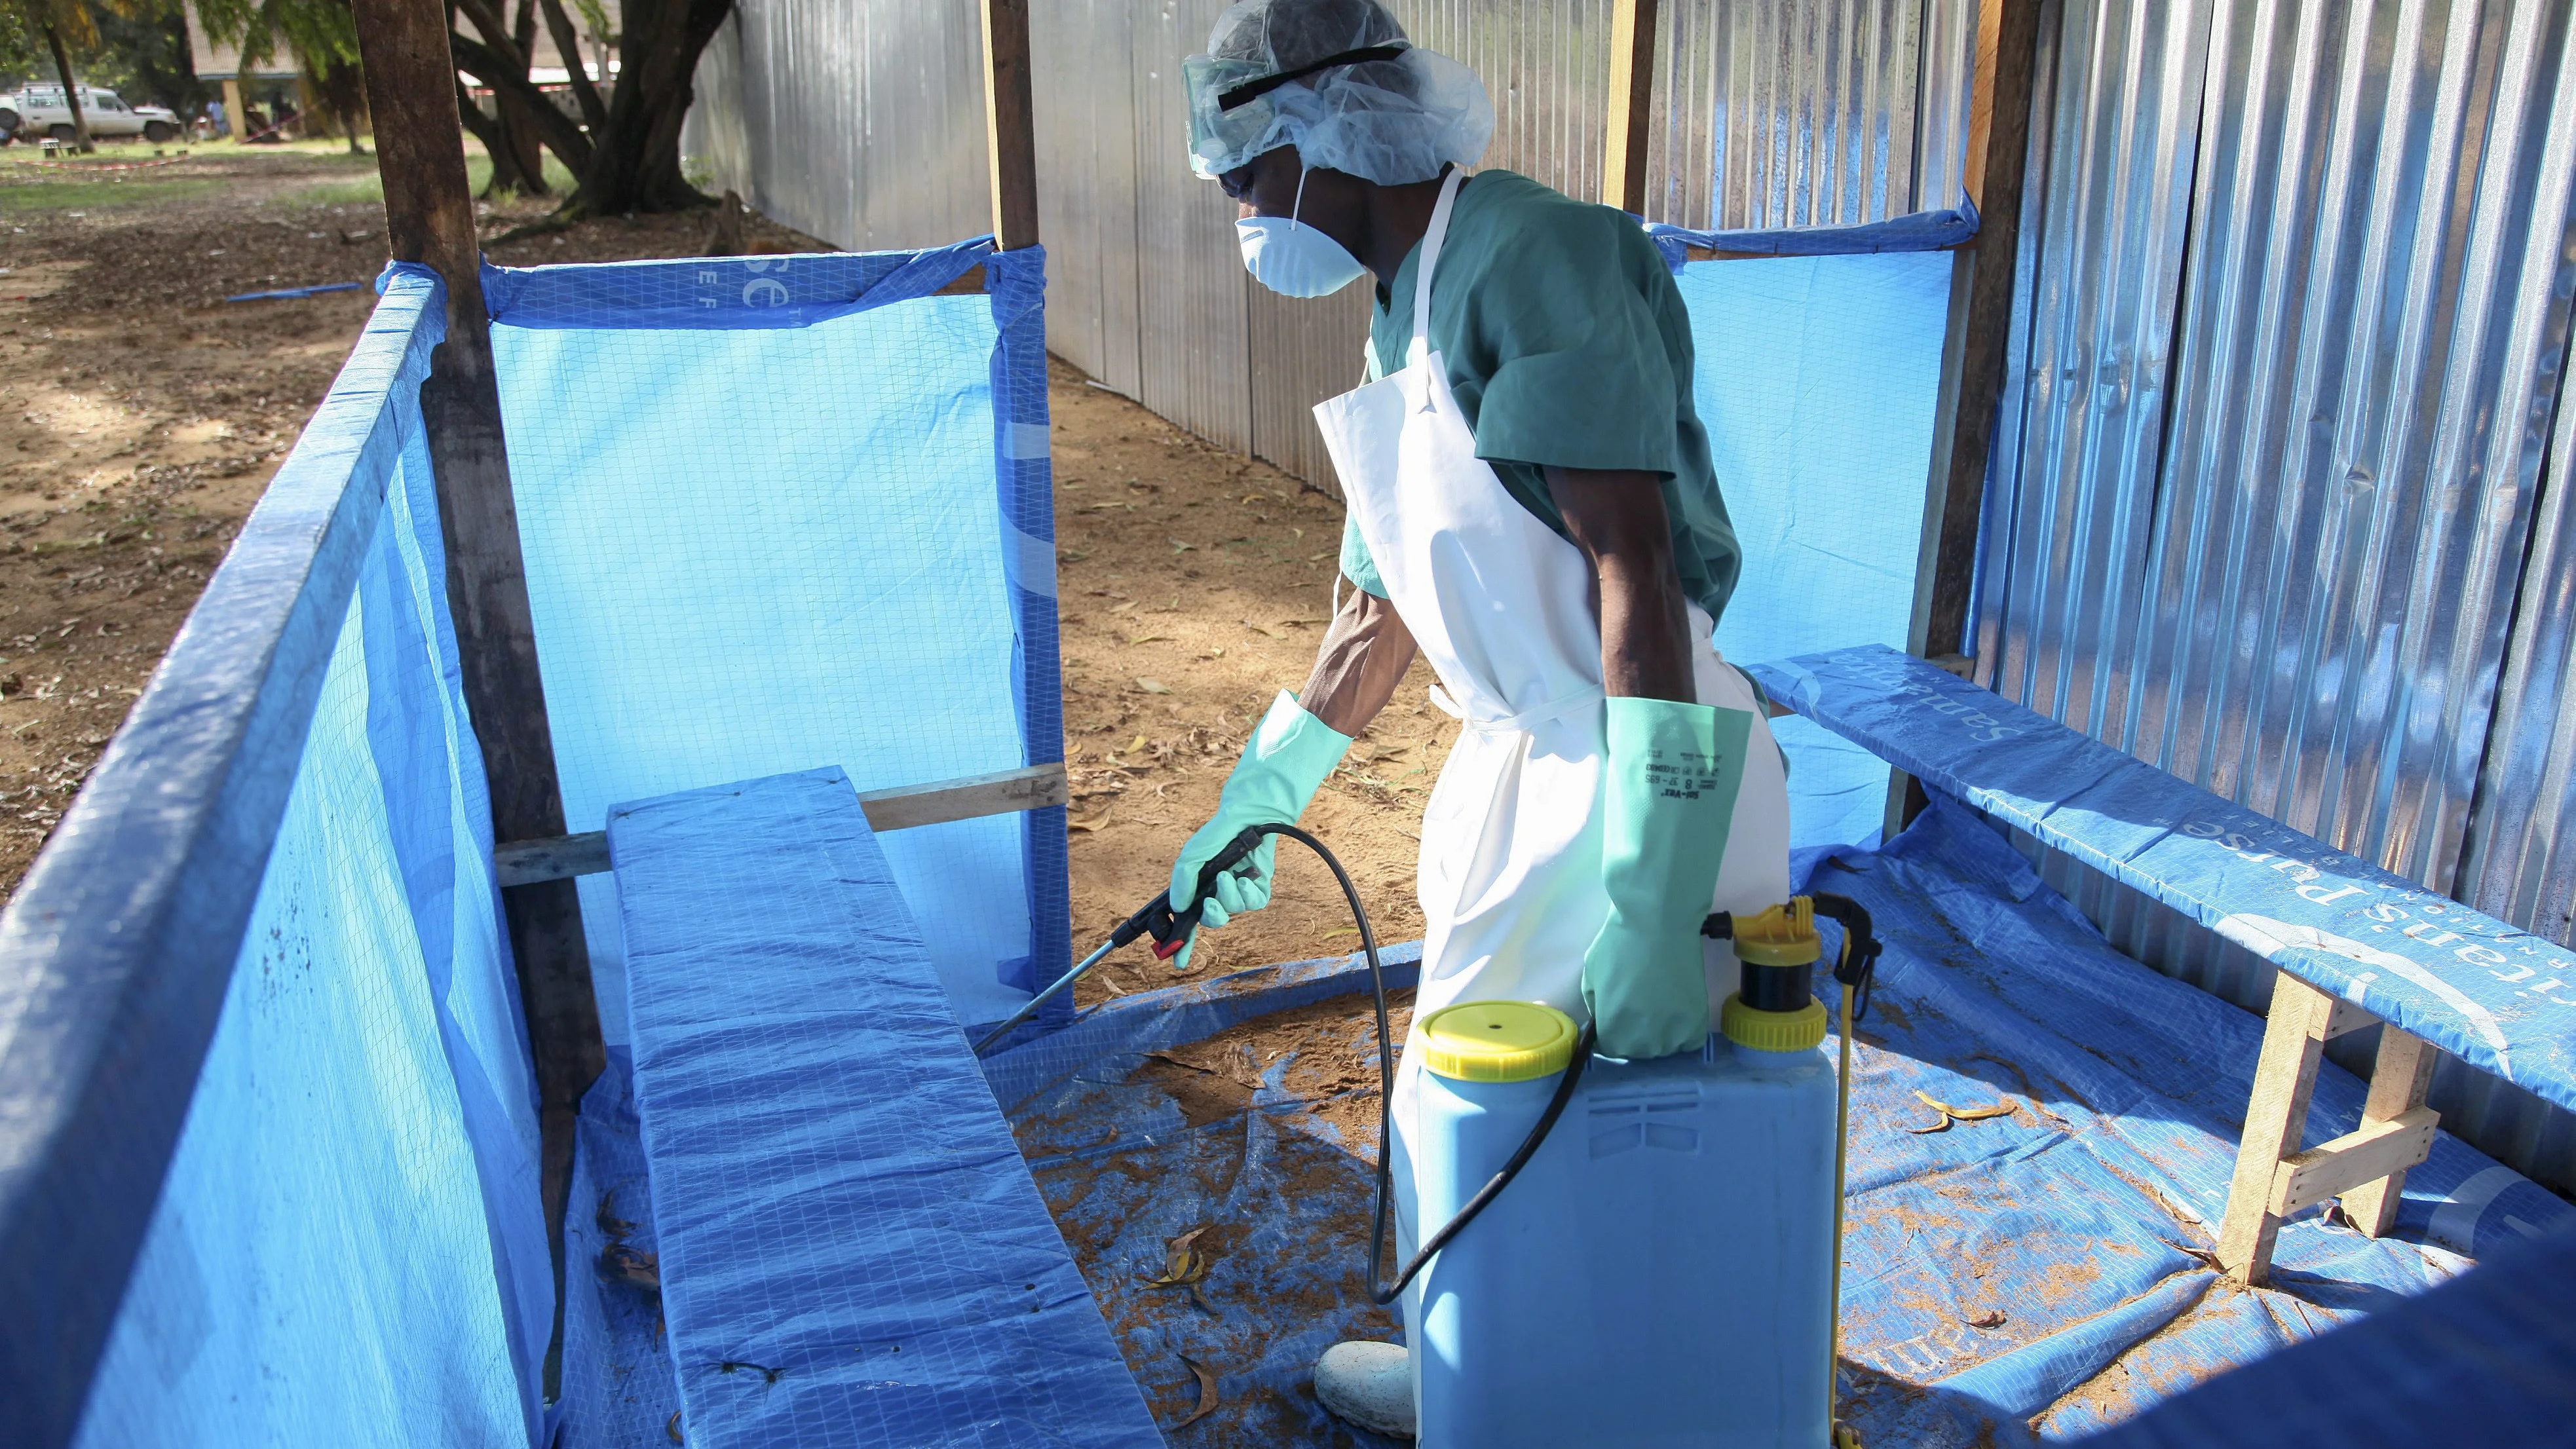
<box><xmin>1418</xmin><ymin>1001</ymin><xmax>1579</xmax><ymax>1083</ymax></box>
<box><xmin>1733</xmin><ymin>899</ymin><xmax>1823</xmax><ymax>966</ymax></box>
<box><xmin>1720</xmin><ymin>993</ymin><xmax>1827</xmax><ymax>1053</ymax></box>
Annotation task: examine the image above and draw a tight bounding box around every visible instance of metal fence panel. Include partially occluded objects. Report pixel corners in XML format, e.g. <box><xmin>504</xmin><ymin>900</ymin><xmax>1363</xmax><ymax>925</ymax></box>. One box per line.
<box><xmin>1981</xmin><ymin>0</ymin><xmax>2576</xmax><ymax>1191</ymax></box>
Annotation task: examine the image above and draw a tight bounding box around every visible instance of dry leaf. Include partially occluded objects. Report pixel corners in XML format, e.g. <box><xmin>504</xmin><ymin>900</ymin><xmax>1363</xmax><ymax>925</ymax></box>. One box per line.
<box><xmin>1914</xmin><ymin>1090</ymin><xmax>2013</xmax><ymax>1121</ymax></box>
<box><xmin>1242</xmin><ymin>621</ymin><xmax>1283</xmax><ymax>639</ymax></box>
<box><xmin>1068</xmin><ymin>810</ymin><xmax>1113</xmax><ymax>833</ymax></box>
<box><xmin>1110</xmin><ymin>600</ymin><xmax>1139</xmax><ymax>614</ymax></box>
<box><xmin>1907</xmin><ymin>1089</ymin><xmax>2014</xmax><ymax>1133</ymax></box>
<box><xmin>1307</xmin><ymin>552</ymin><xmax>1335</xmax><ymax>562</ymax></box>
<box><xmin>1966</xmin><ymin>1309</ymin><xmax>2008</xmax><ymax>1329</ymax></box>
<box><xmin>1135</xmin><ymin>679</ymin><xmax>1173</xmax><ymax>694</ymax></box>
<box><xmin>1170</xmin><ymin>541</ymin><xmax>1195</xmax><ymax>554</ymax></box>
<box><xmin>1129</xmin><ymin>633</ymin><xmax>1168</xmax><ymax>645</ymax></box>
<box><xmin>1175</xmin><ymin>1355</ymin><xmax>1220</xmax><ymax>1428</ymax></box>
<box><xmin>1174</xmin><ymin>1359</ymin><xmax>1221</xmax><ymax>1431</ymax></box>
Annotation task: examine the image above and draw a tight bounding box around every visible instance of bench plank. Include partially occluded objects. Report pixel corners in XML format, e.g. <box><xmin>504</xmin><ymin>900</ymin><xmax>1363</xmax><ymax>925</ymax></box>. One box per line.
<box><xmin>609</xmin><ymin>766</ymin><xmax>1160</xmax><ymax>1448</ymax></box>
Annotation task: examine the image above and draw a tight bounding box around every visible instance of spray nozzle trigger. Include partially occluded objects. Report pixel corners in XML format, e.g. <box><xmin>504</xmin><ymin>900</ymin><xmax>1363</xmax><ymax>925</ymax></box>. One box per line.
<box><xmin>1141</xmin><ymin>825</ymin><xmax>1268</xmax><ymax>960</ymax></box>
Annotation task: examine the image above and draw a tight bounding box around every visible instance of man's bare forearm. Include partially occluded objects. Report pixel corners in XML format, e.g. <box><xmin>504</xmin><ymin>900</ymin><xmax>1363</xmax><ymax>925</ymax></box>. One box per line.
<box><xmin>1545</xmin><ymin>465</ymin><xmax>1694</xmax><ymax>703</ymax></box>
<box><xmin>1299</xmin><ymin>584</ymin><xmax>1419</xmax><ymax>736</ymax></box>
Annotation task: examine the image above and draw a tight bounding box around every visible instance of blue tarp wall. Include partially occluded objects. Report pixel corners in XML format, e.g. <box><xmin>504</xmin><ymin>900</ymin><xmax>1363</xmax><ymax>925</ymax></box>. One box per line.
<box><xmin>3</xmin><ymin>271</ymin><xmax>550</xmax><ymax>1446</ymax></box>
<box><xmin>1652</xmin><ymin>214</ymin><xmax>1961</xmax><ymax>850</ymax></box>
<box><xmin>484</xmin><ymin>240</ymin><xmax>1067</xmax><ymax>1034</ymax></box>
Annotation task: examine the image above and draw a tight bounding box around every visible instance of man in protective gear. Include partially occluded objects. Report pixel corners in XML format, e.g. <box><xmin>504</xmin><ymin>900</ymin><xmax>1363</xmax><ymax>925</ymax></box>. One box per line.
<box><xmin>1167</xmin><ymin>0</ymin><xmax>1793</xmax><ymax>1435</ymax></box>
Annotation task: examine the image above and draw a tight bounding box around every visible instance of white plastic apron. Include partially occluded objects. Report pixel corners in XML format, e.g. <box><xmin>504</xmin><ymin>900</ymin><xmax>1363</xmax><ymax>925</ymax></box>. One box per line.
<box><xmin>1308</xmin><ymin>170</ymin><xmax>1792</xmax><ymax>1315</ymax></box>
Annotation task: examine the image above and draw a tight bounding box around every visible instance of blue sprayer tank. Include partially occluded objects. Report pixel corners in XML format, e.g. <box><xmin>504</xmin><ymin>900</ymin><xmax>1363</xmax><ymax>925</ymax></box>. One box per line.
<box><xmin>1411</xmin><ymin>911</ymin><xmax>1839</xmax><ymax>1448</ymax></box>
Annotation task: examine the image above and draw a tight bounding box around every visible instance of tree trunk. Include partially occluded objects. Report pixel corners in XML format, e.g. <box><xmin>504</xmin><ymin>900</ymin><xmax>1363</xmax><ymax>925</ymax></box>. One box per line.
<box><xmin>41</xmin><ymin>26</ymin><xmax>92</xmax><ymax>154</ymax></box>
<box><xmin>564</xmin><ymin>0</ymin><xmax>733</xmax><ymax>217</ymax></box>
<box><xmin>493</xmin><ymin>91</ymin><xmax>550</xmax><ymax>195</ymax></box>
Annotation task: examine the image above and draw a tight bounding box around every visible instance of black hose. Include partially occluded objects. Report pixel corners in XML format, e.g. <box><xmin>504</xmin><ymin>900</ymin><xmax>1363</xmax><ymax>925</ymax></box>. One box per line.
<box><xmin>1206</xmin><ymin>823</ymin><xmax>1589</xmax><ymax>1308</ymax></box>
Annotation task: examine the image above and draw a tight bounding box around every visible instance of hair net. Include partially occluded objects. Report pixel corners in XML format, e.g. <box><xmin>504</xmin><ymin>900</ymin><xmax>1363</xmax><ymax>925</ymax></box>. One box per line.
<box><xmin>1184</xmin><ymin>0</ymin><xmax>1494</xmax><ymax>186</ymax></box>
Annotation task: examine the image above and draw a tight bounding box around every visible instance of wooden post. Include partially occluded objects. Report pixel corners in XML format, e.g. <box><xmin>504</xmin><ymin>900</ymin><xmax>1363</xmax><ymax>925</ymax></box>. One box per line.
<box><xmin>1891</xmin><ymin>0</ymin><xmax>2043</xmax><ymax>836</ymax></box>
<box><xmin>2214</xmin><ymin>975</ymin><xmax>2438</xmax><ymax>1283</ymax></box>
<box><xmin>350</xmin><ymin>0</ymin><xmax>602</xmax><ymax>1321</ymax></box>
<box><xmin>1914</xmin><ymin>0</ymin><xmax>2044</xmax><ymax>666</ymax></box>
<box><xmin>981</xmin><ymin>0</ymin><xmax>1040</xmax><ymax>250</ymax></box>
<box><xmin>2338</xmin><ymin>1027</ymin><xmax>2440</xmax><ymax>1236</ymax></box>
<box><xmin>1602</xmin><ymin>0</ymin><xmax>1659</xmax><ymax>214</ymax></box>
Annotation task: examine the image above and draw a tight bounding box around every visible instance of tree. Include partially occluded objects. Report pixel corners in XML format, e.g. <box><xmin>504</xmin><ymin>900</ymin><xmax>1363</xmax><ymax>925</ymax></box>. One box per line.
<box><xmin>1</xmin><ymin>0</ymin><xmax>103</xmax><ymax>151</ymax></box>
<box><xmin>445</xmin><ymin>0</ymin><xmax>731</xmax><ymax>218</ymax></box>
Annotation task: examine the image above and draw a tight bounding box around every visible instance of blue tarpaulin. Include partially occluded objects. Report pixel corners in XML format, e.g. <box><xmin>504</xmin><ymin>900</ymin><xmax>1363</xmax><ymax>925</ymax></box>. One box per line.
<box><xmin>604</xmin><ymin>766</ymin><xmax>1159</xmax><ymax>1448</ymax></box>
<box><xmin>485</xmin><ymin>242</ymin><xmax>1067</xmax><ymax>1038</ymax></box>
<box><xmin>59</xmin><ymin>267</ymin><xmax>548</xmax><ymax>1447</ymax></box>
<box><xmin>1752</xmin><ymin>645</ymin><xmax>2576</xmax><ymax>1118</ymax></box>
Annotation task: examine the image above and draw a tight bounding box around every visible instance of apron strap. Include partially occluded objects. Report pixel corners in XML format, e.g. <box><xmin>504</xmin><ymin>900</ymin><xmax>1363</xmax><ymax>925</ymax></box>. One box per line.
<box><xmin>1428</xmin><ymin>681</ymin><xmax>1605</xmax><ymax>736</ymax></box>
<box><xmin>1407</xmin><ymin>169</ymin><xmax>1468</xmax><ymax>367</ymax></box>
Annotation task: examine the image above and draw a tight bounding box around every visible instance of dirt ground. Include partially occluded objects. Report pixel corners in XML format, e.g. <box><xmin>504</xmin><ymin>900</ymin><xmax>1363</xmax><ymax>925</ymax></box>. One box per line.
<box><xmin>0</xmin><ymin>140</ymin><xmax>1435</xmax><ymax>1004</ymax></box>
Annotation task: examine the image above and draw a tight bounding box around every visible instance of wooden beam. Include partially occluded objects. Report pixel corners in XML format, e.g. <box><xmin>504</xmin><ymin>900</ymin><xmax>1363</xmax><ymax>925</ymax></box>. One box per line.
<box><xmin>2269</xmin><ymin>1106</ymin><xmax>2438</xmax><ymax>1219</ymax></box>
<box><xmin>1913</xmin><ymin>0</ymin><xmax>2045</xmax><ymax>666</ymax></box>
<box><xmin>493</xmin><ymin>763</ymin><xmax>1074</xmax><ymax>887</ymax></box>
<box><xmin>2340</xmin><ymin>1029</ymin><xmax>2440</xmax><ymax>1235</ymax></box>
<box><xmin>350</xmin><ymin>0</ymin><xmax>602</xmax><ymax>1326</ymax></box>
<box><xmin>2216</xmin><ymin>974</ymin><xmax>2343</xmax><ymax>1283</ymax></box>
<box><xmin>981</xmin><ymin>0</ymin><xmax>1040</xmax><ymax>249</ymax></box>
<box><xmin>1602</xmin><ymin>0</ymin><xmax>1659</xmax><ymax>214</ymax></box>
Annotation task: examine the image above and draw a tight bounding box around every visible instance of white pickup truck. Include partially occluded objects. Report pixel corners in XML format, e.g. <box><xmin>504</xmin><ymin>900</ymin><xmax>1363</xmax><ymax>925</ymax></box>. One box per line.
<box><xmin>3</xmin><ymin>85</ymin><xmax>183</xmax><ymax>145</ymax></box>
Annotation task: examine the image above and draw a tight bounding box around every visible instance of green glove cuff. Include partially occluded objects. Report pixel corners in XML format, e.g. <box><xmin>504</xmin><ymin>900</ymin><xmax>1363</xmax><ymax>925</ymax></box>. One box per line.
<box><xmin>1582</xmin><ymin>696</ymin><xmax>1754</xmax><ymax>1059</ymax></box>
<box><xmin>1170</xmin><ymin>692</ymin><xmax>1354</xmax><ymax>913</ymax></box>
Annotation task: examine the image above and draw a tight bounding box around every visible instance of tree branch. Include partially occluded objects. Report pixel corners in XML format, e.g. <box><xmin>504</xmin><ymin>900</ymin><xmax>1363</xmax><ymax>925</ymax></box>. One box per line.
<box><xmin>535</xmin><ymin>0</ymin><xmax>607</xmax><ymax>130</ymax></box>
<box><xmin>450</xmin><ymin>30</ymin><xmax>594</xmax><ymax>169</ymax></box>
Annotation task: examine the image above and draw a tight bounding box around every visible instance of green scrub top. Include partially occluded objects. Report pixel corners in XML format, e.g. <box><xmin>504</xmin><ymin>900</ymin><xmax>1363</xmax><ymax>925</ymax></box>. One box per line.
<box><xmin>1336</xmin><ymin>168</ymin><xmax>1741</xmax><ymax>627</ymax></box>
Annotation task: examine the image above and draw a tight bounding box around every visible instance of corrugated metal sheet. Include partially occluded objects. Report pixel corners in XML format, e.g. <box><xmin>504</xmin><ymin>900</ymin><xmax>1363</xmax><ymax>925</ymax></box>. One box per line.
<box><xmin>1982</xmin><ymin>0</ymin><xmax>2576</xmax><ymax>1192</ymax></box>
<box><xmin>1031</xmin><ymin>0</ymin><xmax>1145</xmax><ymax>396</ymax></box>
<box><xmin>677</xmin><ymin>0</ymin><xmax>989</xmax><ymax>252</ymax></box>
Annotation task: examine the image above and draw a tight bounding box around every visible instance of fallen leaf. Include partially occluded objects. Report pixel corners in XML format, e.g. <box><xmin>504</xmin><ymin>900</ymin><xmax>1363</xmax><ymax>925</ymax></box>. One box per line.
<box><xmin>1966</xmin><ymin>1309</ymin><xmax>2008</xmax><ymax>1329</ymax></box>
<box><xmin>1199</xmin><ymin>647</ymin><xmax>1226</xmax><ymax>659</ymax></box>
<box><xmin>1122</xmin><ymin>734</ymin><xmax>1149</xmax><ymax>755</ymax></box>
<box><xmin>1129</xmin><ymin>633</ymin><xmax>1168</xmax><ymax>645</ymax></box>
<box><xmin>1174</xmin><ymin>1355</ymin><xmax>1220</xmax><ymax>1428</ymax></box>
<box><xmin>1323</xmin><ymin>928</ymin><xmax>1359</xmax><ymax>939</ymax></box>
<box><xmin>1242</xmin><ymin>493</ymin><xmax>1266</xmax><ymax>504</ymax></box>
<box><xmin>1171</xmin><ymin>541</ymin><xmax>1195</xmax><ymax>554</ymax></box>
<box><xmin>1914</xmin><ymin>1089</ymin><xmax>2013</xmax><ymax>1121</ymax></box>
<box><xmin>1307</xmin><ymin>552</ymin><xmax>1335</xmax><ymax>561</ymax></box>
<box><xmin>1242</xmin><ymin>621</ymin><xmax>1283</xmax><ymax>639</ymax></box>
<box><xmin>1111</xmin><ymin>600</ymin><xmax>1139</xmax><ymax>614</ymax></box>
<box><xmin>1068</xmin><ymin>810</ymin><xmax>1113</xmax><ymax>833</ymax></box>
<box><xmin>1162</xmin><ymin>1226</ymin><xmax>1209</xmax><ymax>1279</ymax></box>
<box><xmin>667</xmin><ymin>1410</ymin><xmax>683</xmax><ymax>1444</ymax></box>
<box><xmin>1907</xmin><ymin>1089</ymin><xmax>2015</xmax><ymax>1133</ymax></box>
<box><xmin>1135</xmin><ymin>678</ymin><xmax>1173</xmax><ymax>694</ymax></box>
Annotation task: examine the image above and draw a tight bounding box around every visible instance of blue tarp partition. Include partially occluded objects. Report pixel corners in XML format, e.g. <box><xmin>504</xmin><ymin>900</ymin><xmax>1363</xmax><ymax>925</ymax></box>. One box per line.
<box><xmin>1</xmin><ymin>268</ymin><xmax>550</xmax><ymax>1447</ymax></box>
<box><xmin>481</xmin><ymin>240</ymin><xmax>1069</xmax><ymax>1035</ymax></box>
<box><xmin>1643</xmin><ymin>205</ymin><xmax>1974</xmax><ymax>849</ymax></box>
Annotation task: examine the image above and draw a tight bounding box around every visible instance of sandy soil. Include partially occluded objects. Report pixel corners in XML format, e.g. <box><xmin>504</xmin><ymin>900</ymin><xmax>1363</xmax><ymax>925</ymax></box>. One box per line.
<box><xmin>0</xmin><ymin>142</ymin><xmax>1435</xmax><ymax>1002</ymax></box>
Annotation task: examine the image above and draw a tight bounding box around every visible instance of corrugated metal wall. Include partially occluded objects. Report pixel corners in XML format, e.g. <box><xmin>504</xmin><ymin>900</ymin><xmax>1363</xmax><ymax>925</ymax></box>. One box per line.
<box><xmin>1980</xmin><ymin>0</ymin><xmax>2576</xmax><ymax>1190</ymax></box>
<box><xmin>686</xmin><ymin>0</ymin><xmax>1971</xmax><ymax>486</ymax></box>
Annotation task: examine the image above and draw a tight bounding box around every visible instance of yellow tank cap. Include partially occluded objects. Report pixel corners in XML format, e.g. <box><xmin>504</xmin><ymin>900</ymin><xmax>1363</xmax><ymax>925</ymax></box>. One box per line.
<box><xmin>1732</xmin><ymin>899</ymin><xmax>1823</xmax><ymax>966</ymax></box>
<box><xmin>1418</xmin><ymin>1001</ymin><xmax>1579</xmax><ymax>1083</ymax></box>
<box><xmin>1720</xmin><ymin>993</ymin><xmax>1827</xmax><ymax>1053</ymax></box>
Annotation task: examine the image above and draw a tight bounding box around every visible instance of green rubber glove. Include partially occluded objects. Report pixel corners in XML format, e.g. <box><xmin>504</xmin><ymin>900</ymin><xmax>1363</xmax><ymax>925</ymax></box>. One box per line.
<box><xmin>1166</xmin><ymin>691</ymin><xmax>1354</xmax><ymax>969</ymax></box>
<box><xmin>1582</xmin><ymin>696</ymin><xmax>1753</xmax><ymax>1059</ymax></box>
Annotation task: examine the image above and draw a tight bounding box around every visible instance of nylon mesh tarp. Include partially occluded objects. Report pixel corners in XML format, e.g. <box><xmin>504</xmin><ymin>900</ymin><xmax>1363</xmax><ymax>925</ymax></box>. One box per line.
<box><xmin>1678</xmin><ymin>250</ymin><xmax>1955</xmax><ymax>850</ymax></box>
<box><xmin>71</xmin><ymin>270</ymin><xmax>549</xmax><ymax>1446</ymax></box>
<box><xmin>485</xmin><ymin>242</ymin><xmax>1066</xmax><ymax>1036</ymax></box>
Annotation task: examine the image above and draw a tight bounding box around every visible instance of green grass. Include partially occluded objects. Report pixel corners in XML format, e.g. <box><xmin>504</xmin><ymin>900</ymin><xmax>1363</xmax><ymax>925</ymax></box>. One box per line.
<box><xmin>0</xmin><ymin>166</ymin><xmax>227</xmax><ymax>212</ymax></box>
